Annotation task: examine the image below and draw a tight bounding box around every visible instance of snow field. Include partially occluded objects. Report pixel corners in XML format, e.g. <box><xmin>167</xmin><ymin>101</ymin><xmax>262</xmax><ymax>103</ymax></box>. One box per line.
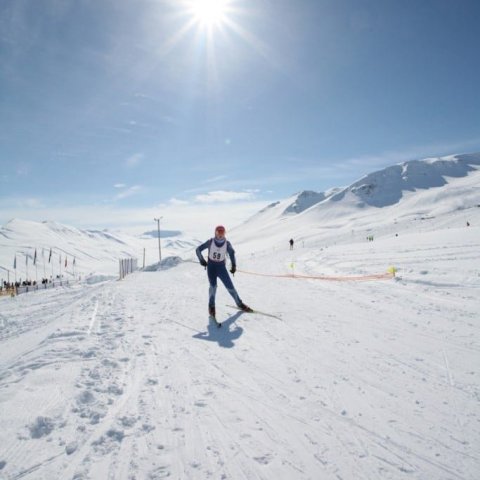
<box><xmin>0</xmin><ymin>224</ymin><xmax>479</xmax><ymax>479</ymax></box>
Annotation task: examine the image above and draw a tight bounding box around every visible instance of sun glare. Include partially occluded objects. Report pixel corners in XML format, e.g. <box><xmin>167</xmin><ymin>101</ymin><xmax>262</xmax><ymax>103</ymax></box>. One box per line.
<box><xmin>189</xmin><ymin>0</ymin><xmax>229</xmax><ymax>27</ymax></box>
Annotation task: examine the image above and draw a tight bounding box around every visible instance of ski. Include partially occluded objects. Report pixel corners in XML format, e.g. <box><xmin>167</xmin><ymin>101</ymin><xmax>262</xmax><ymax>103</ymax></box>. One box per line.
<box><xmin>226</xmin><ymin>305</ymin><xmax>281</xmax><ymax>320</ymax></box>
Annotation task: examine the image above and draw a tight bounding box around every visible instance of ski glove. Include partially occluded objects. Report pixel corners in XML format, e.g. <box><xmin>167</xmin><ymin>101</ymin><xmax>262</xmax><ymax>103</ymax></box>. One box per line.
<box><xmin>230</xmin><ymin>265</ymin><xmax>236</xmax><ymax>275</ymax></box>
<box><xmin>200</xmin><ymin>258</ymin><xmax>207</xmax><ymax>267</ymax></box>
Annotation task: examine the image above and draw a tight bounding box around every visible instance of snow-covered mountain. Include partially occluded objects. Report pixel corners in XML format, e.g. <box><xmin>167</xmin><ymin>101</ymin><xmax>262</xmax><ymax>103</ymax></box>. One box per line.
<box><xmin>283</xmin><ymin>189</ymin><xmax>339</xmax><ymax>214</ymax></box>
<box><xmin>231</xmin><ymin>152</ymin><xmax>480</xmax><ymax>253</ymax></box>
<box><xmin>245</xmin><ymin>186</ymin><xmax>343</xmax><ymax>226</ymax></box>
<box><xmin>0</xmin><ymin>219</ymin><xmax>195</xmax><ymax>282</ymax></box>
<box><xmin>331</xmin><ymin>152</ymin><xmax>480</xmax><ymax>208</ymax></box>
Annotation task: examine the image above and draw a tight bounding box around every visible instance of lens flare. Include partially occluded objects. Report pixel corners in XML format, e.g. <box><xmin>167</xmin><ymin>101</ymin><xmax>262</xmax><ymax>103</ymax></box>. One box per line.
<box><xmin>189</xmin><ymin>0</ymin><xmax>229</xmax><ymax>27</ymax></box>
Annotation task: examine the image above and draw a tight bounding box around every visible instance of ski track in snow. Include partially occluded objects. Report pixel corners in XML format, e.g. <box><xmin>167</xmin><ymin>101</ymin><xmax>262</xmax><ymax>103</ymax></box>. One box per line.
<box><xmin>0</xmin><ymin>232</ymin><xmax>479</xmax><ymax>479</ymax></box>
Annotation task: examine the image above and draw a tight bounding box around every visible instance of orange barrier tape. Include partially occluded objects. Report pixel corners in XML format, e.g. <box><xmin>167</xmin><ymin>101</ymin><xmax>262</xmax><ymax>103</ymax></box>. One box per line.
<box><xmin>237</xmin><ymin>269</ymin><xmax>394</xmax><ymax>282</ymax></box>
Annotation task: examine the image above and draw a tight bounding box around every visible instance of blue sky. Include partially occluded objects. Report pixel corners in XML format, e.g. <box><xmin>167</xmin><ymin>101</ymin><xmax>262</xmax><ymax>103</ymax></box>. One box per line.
<box><xmin>1</xmin><ymin>0</ymin><xmax>479</xmax><ymax>236</ymax></box>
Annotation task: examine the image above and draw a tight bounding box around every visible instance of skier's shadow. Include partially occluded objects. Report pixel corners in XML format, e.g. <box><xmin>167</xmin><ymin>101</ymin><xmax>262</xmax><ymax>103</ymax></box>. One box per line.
<box><xmin>192</xmin><ymin>311</ymin><xmax>244</xmax><ymax>348</ymax></box>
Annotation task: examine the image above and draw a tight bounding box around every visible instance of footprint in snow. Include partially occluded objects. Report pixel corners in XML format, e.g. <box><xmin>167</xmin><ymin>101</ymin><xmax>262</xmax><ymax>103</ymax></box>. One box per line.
<box><xmin>118</xmin><ymin>415</ymin><xmax>137</xmax><ymax>428</ymax></box>
<box><xmin>147</xmin><ymin>465</ymin><xmax>170</xmax><ymax>479</ymax></box>
<box><xmin>107</xmin><ymin>384</ymin><xmax>124</xmax><ymax>396</ymax></box>
<box><xmin>76</xmin><ymin>390</ymin><xmax>96</xmax><ymax>405</ymax></box>
<box><xmin>142</xmin><ymin>423</ymin><xmax>155</xmax><ymax>433</ymax></box>
<box><xmin>28</xmin><ymin>416</ymin><xmax>55</xmax><ymax>439</ymax></box>
<box><xmin>253</xmin><ymin>453</ymin><xmax>274</xmax><ymax>465</ymax></box>
<box><xmin>65</xmin><ymin>441</ymin><xmax>78</xmax><ymax>455</ymax></box>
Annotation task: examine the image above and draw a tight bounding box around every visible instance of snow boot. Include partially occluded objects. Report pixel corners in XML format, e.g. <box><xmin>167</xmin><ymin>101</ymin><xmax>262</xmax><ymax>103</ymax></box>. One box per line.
<box><xmin>238</xmin><ymin>302</ymin><xmax>253</xmax><ymax>313</ymax></box>
<box><xmin>209</xmin><ymin>306</ymin><xmax>216</xmax><ymax>318</ymax></box>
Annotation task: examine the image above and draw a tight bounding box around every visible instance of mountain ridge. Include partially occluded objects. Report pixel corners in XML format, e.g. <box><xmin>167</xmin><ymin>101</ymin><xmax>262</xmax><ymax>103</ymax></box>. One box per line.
<box><xmin>231</xmin><ymin>152</ymin><xmax>480</xmax><ymax>251</ymax></box>
<box><xmin>245</xmin><ymin>152</ymin><xmax>480</xmax><ymax>222</ymax></box>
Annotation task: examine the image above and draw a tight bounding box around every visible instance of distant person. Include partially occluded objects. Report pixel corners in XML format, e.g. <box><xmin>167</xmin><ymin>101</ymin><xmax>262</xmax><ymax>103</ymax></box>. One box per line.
<box><xmin>466</xmin><ymin>221</ymin><xmax>470</xmax><ymax>227</ymax></box>
<box><xmin>289</xmin><ymin>238</ymin><xmax>294</xmax><ymax>250</ymax></box>
<box><xmin>196</xmin><ymin>225</ymin><xmax>252</xmax><ymax>324</ymax></box>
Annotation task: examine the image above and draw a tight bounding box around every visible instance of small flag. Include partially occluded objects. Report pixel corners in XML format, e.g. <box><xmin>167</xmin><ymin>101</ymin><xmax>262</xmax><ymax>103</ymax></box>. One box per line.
<box><xmin>48</xmin><ymin>248</ymin><xmax>52</xmax><ymax>263</ymax></box>
<box><xmin>387</xmin><ymin>266</ymin><xmax>398</xmax><ymax>277</ymax></box>
<box><xmin>26</xmin><ymin>254</ymin><xmax>28</xmax><ymax>266</ymax></box>
<box><xmin>73</xmin><ymin>257</ymin><xmax>76</xmax><ymax>266</ymax></box>
<box><xmin>14</xmin><ymin>255</ymin><xmax>16</xmax><ymax>269</ymax></box>
<box><xmin>59</xmin><ymin>254</ymin><xmax>62</xmax><ymax>265</ymax></box>
<box><xmin>33</xmin><ymin>249</ymin><xmax>37</xmax><ymax>265</ymax></box>
<box><xmin>65</xmin><ymin>257</ymin><xmax>67</xmax><ymax>268</ymax></box>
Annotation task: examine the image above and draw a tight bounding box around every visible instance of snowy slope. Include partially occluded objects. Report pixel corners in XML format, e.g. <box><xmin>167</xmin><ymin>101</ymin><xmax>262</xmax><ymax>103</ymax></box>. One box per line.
<box><xmin>0</xmin><ymin>219</ymin><xmax>196</xmax><ymax>282</ymax></box>
<box><xmin>238</xmin><ymin>187</ymin><xmax>341</xmax><ymax>237</ymax></box>
<box><xmin>283</xmin><ymin>189</ymin><xmax>341</xmax><ymax>215</ymax></box>
<box><xmin>0</xmin><ymin>223</ymin><xmax>478</xmax><ymax>479</ymax></box>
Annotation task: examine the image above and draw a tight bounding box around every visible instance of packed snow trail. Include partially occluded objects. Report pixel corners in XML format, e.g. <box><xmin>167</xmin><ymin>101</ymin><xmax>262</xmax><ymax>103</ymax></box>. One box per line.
<box><xmin>0</xmin><ymin>232</ymin><xmax>479</xmax><ymax>479</ymax></box>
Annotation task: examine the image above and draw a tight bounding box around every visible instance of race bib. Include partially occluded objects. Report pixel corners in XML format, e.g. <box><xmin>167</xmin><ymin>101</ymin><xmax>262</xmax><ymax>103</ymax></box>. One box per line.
<box><xmin>208</xmin><ymin>241</ymin><xmax>227</xmax><ymax>262</ymax></box>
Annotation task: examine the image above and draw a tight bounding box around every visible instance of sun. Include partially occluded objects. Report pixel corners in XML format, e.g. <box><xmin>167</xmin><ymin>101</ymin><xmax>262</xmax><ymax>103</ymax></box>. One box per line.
<box><xmin>189</xmin><ymin>0</ymin><xmax>230</xmax><ymax>27</ymax></box>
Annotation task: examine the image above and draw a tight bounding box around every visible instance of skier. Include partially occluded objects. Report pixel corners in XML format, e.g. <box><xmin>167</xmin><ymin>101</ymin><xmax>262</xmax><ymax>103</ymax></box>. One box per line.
<box><xmin>289</xmin><ymin>238</ymin><xmax>294</xmax><ymax>250</ymax></box>
<box><xmin>196</xmin><ymin>225</ymin><xmax>252</xmax><ymax>321</ymax></box>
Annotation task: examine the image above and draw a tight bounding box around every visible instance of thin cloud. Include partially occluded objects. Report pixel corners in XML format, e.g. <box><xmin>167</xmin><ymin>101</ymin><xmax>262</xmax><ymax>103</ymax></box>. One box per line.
<box><xmin>125</xmin><ymin>153</ymin><xmax>143</xmax><ymax>168</ymax></box>
<box><xmin>0</xmin><ymin>197</ymin><xmax>45</xmax><ymax>209</ymax></box>
<box><xmin>341</xmin><ymin>138</ymin><xmax>480</xmax><ymax>172</ymax></box>
<box><xmin>203</xmin><ymin>175</ymin><xmax>228</xmax><ymax>184</ymax></box>
<box><xmin>114</xmin><ymin>183</ymin><xmax>126</xmax><ymax>188</ymax></box>
<box><xmin>19</xmin><ymin>198</ymin><xmax>45</xmax><ymax>208</ymax></box>
<box><xmin>114</xmin><ymin>185</ymin><xmax>142</xmax><ymax>201</ymax></box>
<box><xmin>0</xmin><ymin>198</ymin><xmax>270</xmax><ymax>238</ymax></box>
<box><xmin>16</xmin><ymin>164</ymin><xmax>30</xmax><ymax>176</ymax></box>
<box><xmin>169</xmin><ymin>197</ymin><xmax>189</xmax><ymax>206</ymax></box>
<box><xmin>160</xmin><ymin>115</ymin><xmax>176</xmax><ymax>125</ymax></box>
<box><xmin>194</xmin><ymin>190</ymin><xmax>256</xmax><ymax>203</ymax></box>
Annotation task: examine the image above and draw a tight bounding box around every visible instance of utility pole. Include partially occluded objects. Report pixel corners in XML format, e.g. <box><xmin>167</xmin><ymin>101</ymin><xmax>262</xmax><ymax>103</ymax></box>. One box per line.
<box><xmin>154</xmin><ymin>217</ymin><xmax>163</xmax><ymax>263</ymax></box>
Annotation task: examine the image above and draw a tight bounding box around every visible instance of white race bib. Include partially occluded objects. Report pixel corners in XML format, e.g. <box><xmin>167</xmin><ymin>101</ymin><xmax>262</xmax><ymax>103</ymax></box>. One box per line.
<box><xmin>208</xmin><ymin>240</ymin><xmax>227</xmax><ymax>262</ymax></box>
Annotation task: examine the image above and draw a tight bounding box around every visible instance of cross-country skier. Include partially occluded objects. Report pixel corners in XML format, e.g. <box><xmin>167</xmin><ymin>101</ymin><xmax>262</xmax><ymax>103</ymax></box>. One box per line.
<box><xmin>196</xmin><ymin>225</ymin><xmax>252</xmax><ymax>320</ymax></box>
